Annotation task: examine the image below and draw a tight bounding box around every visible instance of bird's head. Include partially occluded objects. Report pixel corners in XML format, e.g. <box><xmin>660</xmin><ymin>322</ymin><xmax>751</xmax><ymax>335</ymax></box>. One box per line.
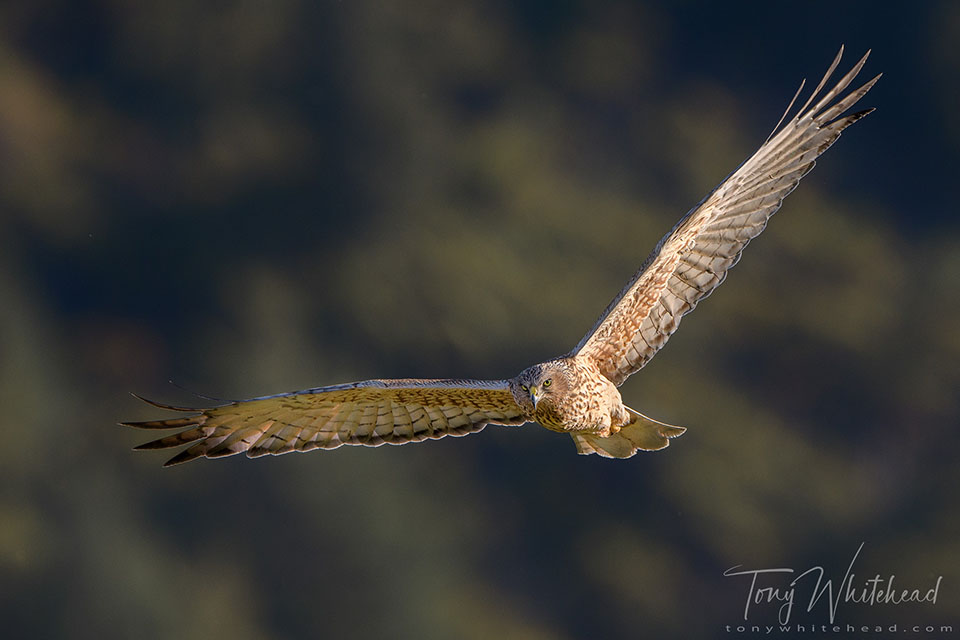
<box><xmin>510</xmin><ymin>360</ymin><xmax>572</xmax><ymax>415</ymax></box>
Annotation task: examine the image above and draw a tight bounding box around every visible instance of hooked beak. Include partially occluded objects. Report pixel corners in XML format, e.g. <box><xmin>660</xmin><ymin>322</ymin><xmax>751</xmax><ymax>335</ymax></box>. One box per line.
<box><xmin>529</xmin><ymin>386</ymin><xmax>543</xmax><ymax>408</ymax></box>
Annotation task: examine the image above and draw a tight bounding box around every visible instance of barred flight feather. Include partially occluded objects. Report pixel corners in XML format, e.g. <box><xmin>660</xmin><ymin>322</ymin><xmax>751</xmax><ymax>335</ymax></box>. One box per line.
<box><xmin>575</xmin><ymin>47</ymin><xmax>879</xmax><ymax>386</ymax></box>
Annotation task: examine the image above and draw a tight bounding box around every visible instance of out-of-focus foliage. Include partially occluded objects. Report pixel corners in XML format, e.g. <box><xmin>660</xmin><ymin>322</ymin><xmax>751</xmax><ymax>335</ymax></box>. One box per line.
<box><xmin>0</xmin><ymin>2</ymin><xmax>957</xmax><ymax>638</ymax></box>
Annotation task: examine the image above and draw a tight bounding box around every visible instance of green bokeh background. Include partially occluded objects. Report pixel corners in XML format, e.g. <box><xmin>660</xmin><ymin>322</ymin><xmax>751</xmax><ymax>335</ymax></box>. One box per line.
<box><xmin>1</xmin><ymin>2</ymin><xmax>957</xmax><ymax>638</ymax></box>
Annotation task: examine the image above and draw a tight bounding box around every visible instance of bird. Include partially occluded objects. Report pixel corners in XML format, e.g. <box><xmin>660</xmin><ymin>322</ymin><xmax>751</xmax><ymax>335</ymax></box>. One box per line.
<box><xmin>123</xmin><ymin>47</ymin><xmax>879</xmax><ymax>466</ymax></box>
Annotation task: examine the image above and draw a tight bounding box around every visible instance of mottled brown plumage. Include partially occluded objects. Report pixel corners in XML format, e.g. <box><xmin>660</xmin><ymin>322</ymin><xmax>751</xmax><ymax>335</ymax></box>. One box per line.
<box><xmin>508</xmin><ymin>356</ymin><xmax>685</xmax><ymax>458</ymax></box>
<box><xmin>124</xmin><ymin>48</ymin><xmax>878</xmax><ymax>464</ymax></box>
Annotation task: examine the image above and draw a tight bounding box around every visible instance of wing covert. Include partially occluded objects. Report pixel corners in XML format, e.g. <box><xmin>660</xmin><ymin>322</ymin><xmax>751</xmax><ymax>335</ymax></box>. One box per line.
<box><xmin>122</xmin><ymin>378</ymin><xmax>525</xmax><ymax>466</ymax></box>
<box><xmin>574</xmin><ymin>47</ymin><xmax>879</xmax><ymax>386</ymax></box>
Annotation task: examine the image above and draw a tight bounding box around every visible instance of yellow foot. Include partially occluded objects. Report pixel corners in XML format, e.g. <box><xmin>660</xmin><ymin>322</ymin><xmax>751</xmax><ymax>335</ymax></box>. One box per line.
<box><xmin>594</xmin><ymin>424</ymin><xmax>621</xmax><ymax>437</ymax></box>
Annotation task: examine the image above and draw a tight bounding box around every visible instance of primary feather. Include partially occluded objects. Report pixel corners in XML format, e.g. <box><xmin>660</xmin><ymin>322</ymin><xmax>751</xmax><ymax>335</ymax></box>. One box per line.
<box><xmin>574</xmin><ymin>47</ymin><xmax>879</xmax><ymax>385</ymax></box>
<box><xmin>123</xmin><ymin>380</ymin><xmax>524</xmax><ymax>466</ymax></box>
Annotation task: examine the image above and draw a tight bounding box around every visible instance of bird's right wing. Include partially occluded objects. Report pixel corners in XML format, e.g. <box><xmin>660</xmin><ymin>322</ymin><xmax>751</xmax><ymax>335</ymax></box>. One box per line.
<box><xmin>123</xmin><ymin>378</ymin><xmax>526</xmax><ymax>466</ymax></box>
<box><xmin>574</xmin><ymin>47</ymin><xmax>879</xmax><ymax>386</ymax></box>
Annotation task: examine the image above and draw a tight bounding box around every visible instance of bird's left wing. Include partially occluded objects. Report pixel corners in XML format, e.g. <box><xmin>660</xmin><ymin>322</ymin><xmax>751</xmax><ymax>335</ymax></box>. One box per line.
<box><xmin>123</xmin><ymin>378</ymin><xmax>525</xmax><ymax>466</ymax></box>
<box><xmin>574</xmin><ymin>47</ymin><xmax>880</xmax><ymax>386</ymax></box>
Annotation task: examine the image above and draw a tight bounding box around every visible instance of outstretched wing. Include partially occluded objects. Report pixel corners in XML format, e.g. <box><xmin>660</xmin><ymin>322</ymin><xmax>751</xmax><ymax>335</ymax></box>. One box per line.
<box><xmin>574</xmin><ymin>47</ymin><xmax>880</xmax><ymax>386</ymax></box>
<box><xmin>123</xmin><ymin>378</ymin><xmax>525</xmax><ymax>466</ymax></box>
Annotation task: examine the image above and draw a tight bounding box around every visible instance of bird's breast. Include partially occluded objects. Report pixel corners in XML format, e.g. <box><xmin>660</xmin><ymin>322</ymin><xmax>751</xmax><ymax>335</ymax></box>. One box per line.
<box><xmin>534</xmin><ymin>402</ymin><xmax>569</xmax><ymax>433</ymax></box>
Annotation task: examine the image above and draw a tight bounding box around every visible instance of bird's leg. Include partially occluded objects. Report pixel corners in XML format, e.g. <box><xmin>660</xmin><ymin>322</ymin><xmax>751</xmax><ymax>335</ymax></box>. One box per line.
<box><xmin>603</xmin><ymin>405</ymin><xmax>631</xmax><ymax>436</ymax></box>
<box><xmin>593</xmin><ymin>412</ymin><xmax>623</xmax><ymax>437</ymax></box>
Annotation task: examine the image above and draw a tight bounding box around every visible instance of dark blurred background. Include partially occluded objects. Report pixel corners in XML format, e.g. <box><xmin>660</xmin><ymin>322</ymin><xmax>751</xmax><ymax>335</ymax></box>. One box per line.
<box><xmin>1</xmin><ymin>1</ymin><xmax>957</xmax><ymax>638</ymax></box>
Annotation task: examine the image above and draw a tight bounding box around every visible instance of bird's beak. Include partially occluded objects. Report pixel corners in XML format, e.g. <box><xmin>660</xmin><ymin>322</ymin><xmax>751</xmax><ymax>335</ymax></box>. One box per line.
<box><xmin>529</xmin><ymin>386</ymin><xmax>542</xmax><ymax>408</ymax></box>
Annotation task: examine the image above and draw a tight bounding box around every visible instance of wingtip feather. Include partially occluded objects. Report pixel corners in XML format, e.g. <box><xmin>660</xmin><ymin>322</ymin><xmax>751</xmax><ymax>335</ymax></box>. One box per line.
<box><xmin>134</xmin><ymin>440</ymin><xmax>165</xmax><ymax>451</ymax></box>
<box><xmin>120</xmin><ymin>416</ymin><xmax>203</xmax><ymax>430</ymax></box>
<box><xmin>162</xmin><ymin>450</ymin><xmax>202</xmax><ymax>467</ymax></box>
<box><xmin>130</xmin><ymin>392</ymin><xmax>201</xmax><ymax>412</ymax></box>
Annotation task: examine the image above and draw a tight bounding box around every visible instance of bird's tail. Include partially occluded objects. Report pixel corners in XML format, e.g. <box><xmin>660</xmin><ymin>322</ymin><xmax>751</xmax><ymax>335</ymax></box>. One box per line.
<box><xmin>571</xmin><ymin>407</ymin><xmax>686</xmax><ymax>459</ymax></box>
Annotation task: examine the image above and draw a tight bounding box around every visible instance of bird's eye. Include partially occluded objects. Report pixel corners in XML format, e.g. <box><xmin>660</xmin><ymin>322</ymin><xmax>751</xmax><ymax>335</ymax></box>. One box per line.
<box><xmin>543</xmin><ymin>379</ymin><xmax>552</xmax><ymax>388</ymax></box>
<box><xmin>520</xmin><ymin>385</ymin><xmax>528</xmax><ymax>393</ymax></box>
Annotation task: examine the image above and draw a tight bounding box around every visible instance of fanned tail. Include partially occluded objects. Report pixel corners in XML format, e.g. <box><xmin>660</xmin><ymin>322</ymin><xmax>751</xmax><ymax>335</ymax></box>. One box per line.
<box><xmin>571</xmin><ymin>407</ymin><xmax>686</xmax><ymax>459</ymax></box>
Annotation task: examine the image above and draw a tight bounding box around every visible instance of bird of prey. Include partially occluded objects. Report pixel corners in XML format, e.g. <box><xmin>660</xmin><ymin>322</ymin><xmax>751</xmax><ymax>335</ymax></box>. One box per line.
<box><xmin>124</xmin><ymin>48</ymin><xmax>879</xmax><ymax>466</ymax></box>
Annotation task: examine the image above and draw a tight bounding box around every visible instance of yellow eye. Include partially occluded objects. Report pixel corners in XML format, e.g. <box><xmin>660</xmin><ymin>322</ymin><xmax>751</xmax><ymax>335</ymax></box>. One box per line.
<box><xmin>521</xmin><ymin>385</ymin><xmax>529</xmax><ymax>393</ymax></box>
<box><xmin>543</xmin><ymin>379</ymin><xmax>552</xmax><ymax>388</ymax></box>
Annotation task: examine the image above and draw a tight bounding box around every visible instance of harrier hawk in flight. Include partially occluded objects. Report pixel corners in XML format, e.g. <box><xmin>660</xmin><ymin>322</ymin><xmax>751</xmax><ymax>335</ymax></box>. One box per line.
<box><xmin>125</xmin><ymin>48</ymin><xmax>879</xmax><ymax>465</ymax></box>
